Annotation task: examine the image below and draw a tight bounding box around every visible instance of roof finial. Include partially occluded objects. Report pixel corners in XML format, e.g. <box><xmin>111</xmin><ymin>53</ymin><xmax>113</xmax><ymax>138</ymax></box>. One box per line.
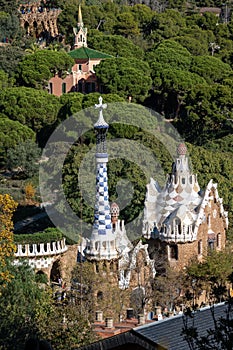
<box><xmin>78</xmin><ymin>4</ymin><xmax>83</xmax><ymax>27</ymax></box>
<box><xmin>94</xmin><ymin>96</ymin><xmax>108</xmax><ymax>129</ymax></box>
<box><xmin>177</xmin><ymin>143</ymin><xmax>187</xmax><ymax>156</ymax></box>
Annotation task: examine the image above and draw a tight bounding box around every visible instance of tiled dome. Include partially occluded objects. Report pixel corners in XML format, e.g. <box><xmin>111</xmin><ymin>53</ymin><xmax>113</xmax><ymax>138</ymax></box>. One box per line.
<box><xmin>110</xmin><ymin>202</ymin><xmax>120</xmax><ymax>215</ymax></box>
<box><xmin>177</xmin><ymin>143</ymin><xmax>187</xmax><ymax>156</ymax></box>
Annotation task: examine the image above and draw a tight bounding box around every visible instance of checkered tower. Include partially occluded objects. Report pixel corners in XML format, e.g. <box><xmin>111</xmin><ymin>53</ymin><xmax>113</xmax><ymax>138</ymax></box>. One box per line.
<box><xmin>85</xmin><ymin>97</ymin><xmax>118</xmax><ymax>260</ymax></box>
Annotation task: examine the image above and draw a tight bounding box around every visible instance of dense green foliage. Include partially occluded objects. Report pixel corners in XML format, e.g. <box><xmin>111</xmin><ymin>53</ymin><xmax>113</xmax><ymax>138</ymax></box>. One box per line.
<box><xmin>0</xmin><ymin>261</ymin><xmax>51</xmax><ymax>349</ymax></box>
<box><xmin>0</xmin><ymin>46</ymin><xmax>25</xmax><ymax>76</ymax></box>
<box><xmin>186</xmin><ymin>249</ymin><xmax>233</xmax><ymax>303</ymax></box>
<box><xmin>15</xmin><ymin>50</ymin><xmax>74</xmax><ymax>88</ymax></box>
<box><xmin>0</xmin><ymin>70</ymin><xmax>15</xmax><ymax>90</ymax></box>
<box><xmin>0</xmin><ymin>87</ymin><xmax>60</xmax><ymax>132</ymax></box>
<box><xmin>88</xmin><ymin>33</ymin><xmax>144</xmax><ymax>59</ymax></box>
<box><xmin>0</xmin><ymin>119</ymin><xmax>35</xmax><ymax>154</ymax></box>
<box><xmin>0</xmin><ymin>260</ymin><xmax>96</xmax><ymax>350</ymax></box>
<box><xmin>0</xmin><ymin>0</ymin><xmax>232</xmax><ymax>235</ymax></box>
<box><xmin>0</xmin><ymin>12</ymin><xmax>21</xmax><ymax>42</ymax></box>
<box><xmin>7</xmin><ymin>140</ymin><xmax>41</xmax><ymax>177</ymax></box>
<box><xmin>14</xmin><ymin>228</ymin><xmax>63</xmax><ymax>244</ymax></box>
<box><xmin>0</xmin><ymin>1</ymin><xmax>233</xmax><ymax>348</ymax></box>
<box><xmin>95</xmin><ymin>57</ymin><xmax>152</xmax><ymax>102</ymax></box>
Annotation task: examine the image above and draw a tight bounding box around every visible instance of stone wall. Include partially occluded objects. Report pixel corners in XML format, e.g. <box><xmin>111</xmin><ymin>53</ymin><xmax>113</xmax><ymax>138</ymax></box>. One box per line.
<box><xmin>19</xmin><ymin>3</ymin><xmax>61</xmax><ymax>38</ymax></box>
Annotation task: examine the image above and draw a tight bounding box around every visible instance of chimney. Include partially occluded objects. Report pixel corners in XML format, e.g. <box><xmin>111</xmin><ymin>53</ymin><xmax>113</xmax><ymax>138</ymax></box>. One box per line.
<box><xmin>155</xmin><ymin>306</ymin><xmax>162</xmax><ymax>316</ymax></box>
<box><xmin>105</xmin><ymin>317</ymin><xmax>113</xmax><ymax>328</ymax></box>
<box><xmin>95</xmin><ymin>310</ymin><xmax>103</xmax><ymax>322</ymax></box>
<box><xmin>126</xmin><ymin>308</ymin><xmax>134</xmax><ymax>319</ymax></box>
<box><xmin>138</xmin><ymin>314</ymin><xmax>145</xmax><ymax>325</ymax></box>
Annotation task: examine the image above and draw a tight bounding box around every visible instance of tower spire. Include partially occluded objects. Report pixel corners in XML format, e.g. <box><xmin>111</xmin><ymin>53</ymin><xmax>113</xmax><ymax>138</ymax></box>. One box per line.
<box><xmin>73</xmin><ymin>4</ymin><xmax>87</xmax><ymax>48</ymax></box>
<box><xmin>85</xmin><ymin>97</ymin><xmax>118</xmax><ymax>261</ymax></box>
<box><xmin>78</xmin><ymin>4</ymin><xmax>83</xmax><ymax>27</ymax></box>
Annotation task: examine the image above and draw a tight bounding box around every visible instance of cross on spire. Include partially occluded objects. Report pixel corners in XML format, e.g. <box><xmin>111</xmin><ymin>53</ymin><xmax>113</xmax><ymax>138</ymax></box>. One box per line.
<box><xmin>94</xmin><ymin>96</ymin><xmax>108</xmax><ymax>129</ymax></box>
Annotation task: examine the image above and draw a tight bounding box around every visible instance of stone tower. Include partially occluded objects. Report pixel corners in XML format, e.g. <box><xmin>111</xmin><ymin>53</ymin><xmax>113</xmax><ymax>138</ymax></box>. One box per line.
<box><xmin>143</xmin><ymin>143</ymin><xmax>228</xmax><ymax>269</ymax></box>
<box><xmin>79</xmin><ymin>97</ymin><xmax>155</xmax><ymax>319</ymax></box>
<box><xmin>73</xmin><ymin>5</ymin><xmax>87</xmax><ymax>48</ymax></box>
<box><xmin>85</xmin><ymin>97</ymin><xmax>130</xmax><ymax>261</ymax></box>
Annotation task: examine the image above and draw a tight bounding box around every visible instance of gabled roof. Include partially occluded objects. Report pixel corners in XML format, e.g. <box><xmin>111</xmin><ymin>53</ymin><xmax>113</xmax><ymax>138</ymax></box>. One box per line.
<box><xmin>68</xmin><ymin>46</ymin><xmax>113</xmax><ymax>60</ymax></box>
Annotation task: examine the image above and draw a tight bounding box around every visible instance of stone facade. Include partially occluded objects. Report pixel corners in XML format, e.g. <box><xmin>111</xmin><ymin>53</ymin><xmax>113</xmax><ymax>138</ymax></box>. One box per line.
<box><xmin>143</xmin><ymin>143</ymin><xmax>228</xmax><ymax>270</ymax></box>
<box><xmin>14</xmin><ymin>238</ymin><xmax>78</xmax><ymax>283</ymax></box>
<box><xmin>19</xmin><ymin>1</ymin><xmax>61</xmax><ymax>38</ymax></box>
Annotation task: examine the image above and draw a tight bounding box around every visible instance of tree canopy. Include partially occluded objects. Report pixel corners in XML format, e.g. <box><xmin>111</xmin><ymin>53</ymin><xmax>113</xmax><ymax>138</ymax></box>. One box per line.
<box><xmin>95</xmin><ymin>57</ymin><xmax>152</xmax><ymax>102</ymax></box>
<box><xmin>88</xmin><ymin>33</ymin><xmax>144</xmax><ymax>60</ymax></box>
<box><xmin>15</xmin><ymin>50</ymin><xmax>74</xmax><ymax>89</ymax></box>
<box><xmin>0</xmin><ymin>87</ymin><xmax>60</xmax><ymax>132</ymax></box>
<box><xmin>0</xmin><ymin>194</ymin><xmax>17</xmax><ymax>289</ymax></box>
<box><xmin>0</xmin><ymin>118</ymin><xmax>35</xmax><ymax>158</ymax></box>
<box><xmin>7</xmin><ymin>140</ymin><xmax>41</xmax><ymax>178</ymax></box>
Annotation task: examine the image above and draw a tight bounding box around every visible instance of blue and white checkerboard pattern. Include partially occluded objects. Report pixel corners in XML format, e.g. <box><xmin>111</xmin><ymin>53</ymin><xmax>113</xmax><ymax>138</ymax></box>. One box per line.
<box><xmin>92</xmin><ymin>162</ymin><xmax>112</xmax><ymax>235</ymax></box>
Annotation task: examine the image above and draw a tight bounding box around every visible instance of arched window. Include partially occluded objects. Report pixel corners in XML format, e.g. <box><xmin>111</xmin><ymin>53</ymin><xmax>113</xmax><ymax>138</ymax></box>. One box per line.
<box><xmin>208</xmin><ymin>238</ymin><xmax>215</xmax><ymax>251</ymax></box>
<box><xmin>198</xmin><ymin>240</ymin><xmax>202</xmax><ymax>255</ymax></box>
<box><xmin>169</xmin><ymin>244</ymin><xmax>178</xmax><ymax>260</ymax></box>
<box><xmin>174</xmin><ymin>218</ymin><xmax>181</xmax><ymax>235</ymax></box>
<box><xmin>103</xmin><ymin>261</ymin><xmax>107</xmax><ymax>271</ymax></box>
<box><xmin>50</xmin><ymin>260</ymin><xmax>61</xmax><ymax>282</ymax></box>
<box><xmin>207</xmin><ymin>214</ymin><xmax>211</xmax><ymax>227</ymax></box>
<box><xmin>97</xmin><ymin>291</ymin><xmax>103</xmax><ymax>301</ymax></box>
<box><xmin>110</xmin><ymin>261</ymin><xmax>114</xmax><ymax>272</ymax></box>
<box><xmin>95</xmin><ymin>263</ymin><xmax>99</xmax><ymax>273</ymax></box>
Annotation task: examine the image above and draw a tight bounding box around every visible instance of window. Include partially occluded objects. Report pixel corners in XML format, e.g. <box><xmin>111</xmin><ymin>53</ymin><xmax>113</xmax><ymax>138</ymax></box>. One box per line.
<box><xmin>49</xmin><ymin>82</ymin><xmax>53</xmax><ymax>94</ymax></box>
<box><xmin>78</xmin><ymin>64</ymin><xmax>82</xmax><ymax>71</ymax></box>
<box><xmin>97</xmin><ymin>291</ymin><xmax>103</xmax><ymax>300</ymax></box>
<box><xmin>78</xmin><ymin>81</ymin><xmax>83</xmax><ymax>92</ymax></box>
<box><xmin>62</xmin><ymin>82</ymin><xmax>66</xmax><ymax>94</ymax></box>
<box><xmin>207</xmin><ymin>214</ymin><xmax>211</xmax><ymax>227</ymax></box>
<box><xmin>174</xmin><ymin>218</ymin><xmax>181</xmax><ymax>235</ymax></box>
<box><xmin>208</xmin><ymin>238</ymin><xmax>215</xmax><ymax>251</ymax></box>
<box><xmin>182</xmin><ymin>178</ymin><xmax>185</xmax><ymax>184</ymax></box>
<box><xmin>198</xmin><ymin>240</ymin><xmax>202</xmax><ymax>255</ymax></box>
<box><xmin>217</xmin><ymin>233</ymin><xmax>221</xmax><ymax>248</ymax></box>
<box><xmin>110</xmin><ymin>261</ymin><xmax>114</xmax><ymax>272</ymax></box>
<box><xmin>170</xmin><ymin>244</ymin><xmax>178</xmax><ymax>260</ymax></box>
<box><xmin>85</xmin><ymin>82</ymin><xmax>96</xmax><ymax>93</ymax></box>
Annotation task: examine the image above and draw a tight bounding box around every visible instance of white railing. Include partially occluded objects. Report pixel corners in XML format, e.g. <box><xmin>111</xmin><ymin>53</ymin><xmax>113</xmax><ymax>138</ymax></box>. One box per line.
<box><xmin>15</xmin><ymin>238</ymin><xmax>67</xmax><ymax>258</ymax></box>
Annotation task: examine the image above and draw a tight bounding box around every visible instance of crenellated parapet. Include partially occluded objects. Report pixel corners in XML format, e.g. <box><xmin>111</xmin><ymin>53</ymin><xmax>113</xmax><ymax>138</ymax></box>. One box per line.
<box><xmin>15</xmin><ymin>238</ymin><xmax>67</xmax><ymax>258</ymax></box>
